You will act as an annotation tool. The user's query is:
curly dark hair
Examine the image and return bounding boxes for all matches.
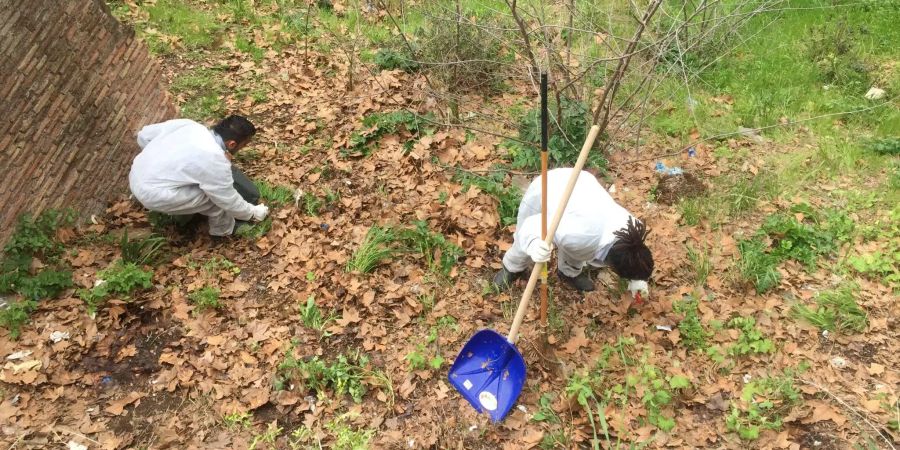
[213,115,256,146]
[607,216,654,281]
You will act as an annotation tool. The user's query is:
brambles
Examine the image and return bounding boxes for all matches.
[373,47,420,73]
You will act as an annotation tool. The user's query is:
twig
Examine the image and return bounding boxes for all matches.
[800,378,897,450]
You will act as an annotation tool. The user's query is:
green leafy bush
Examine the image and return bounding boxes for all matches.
[374,48,420,72]
[726,365,806,440]
[188,286,222,313]
[345,110,432,157]
[276,352,370,403]
[453,168,522,226]
[507,98,605,171]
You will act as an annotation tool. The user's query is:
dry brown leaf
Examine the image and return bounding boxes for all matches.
[561,327,589,354]
[105,391,146,415]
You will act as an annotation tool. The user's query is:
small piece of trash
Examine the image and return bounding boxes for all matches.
[822,330,829,339]
[742,374,752,384]
[830,356,848,369]
[408,439,415,448]
[864,87,885,100]
[50,331,70,343]
[655,325,673,332]
[468,425,478,432]
[6,350,33,361]
[67,441,88,450]
[608,184,616,194]
[517,405,528,413]
[94,278,107,288]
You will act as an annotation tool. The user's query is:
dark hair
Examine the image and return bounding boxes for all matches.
[213,115,256,144]
[607,216,654,280]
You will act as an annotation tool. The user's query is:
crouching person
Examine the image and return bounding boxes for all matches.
[129,115,268,236]
[493,168,654,303]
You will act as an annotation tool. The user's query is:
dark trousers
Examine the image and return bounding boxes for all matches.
[232,166,260,205]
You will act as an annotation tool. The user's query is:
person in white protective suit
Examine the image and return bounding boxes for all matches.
[493,168,654,302]
[129,115,269,236]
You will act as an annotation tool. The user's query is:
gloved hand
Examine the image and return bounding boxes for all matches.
[526,240,552,263]
[251,204,269,221]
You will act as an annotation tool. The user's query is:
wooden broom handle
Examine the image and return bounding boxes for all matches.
[507,125,600,343]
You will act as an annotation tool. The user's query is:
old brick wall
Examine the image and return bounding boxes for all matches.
[0,0,175,243]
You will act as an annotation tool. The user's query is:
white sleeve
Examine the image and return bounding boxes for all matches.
[514,214,543,250]
[136,119,195,149]
[190,160,257,221]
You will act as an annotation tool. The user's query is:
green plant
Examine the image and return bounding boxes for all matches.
[300,295,334,333]
[345,110,432,157]
[276,351,370,403]
[453,167,523,227]
[346,226,398,274]
[374,47,420,72]
[398,221,463,277]
[169,67,225,120]
[257,181,295,208]
[792,283,867,333]
[119,230,167,266]
[685,245,711,286]
[737,238,782,293]
[727,317,774,356]
[249,421,283,450]
[673,296,710,350]
[806,19,870,92]
[325,413,375,450]
[188,286,222,313]
[302,192,322,216]
[507,97,605,171]
[235,217,273,240]
[532,393,561,424]
[726,365,806,440]
[223,411,253,430]
[865,137,900,156]
[142,0,222,54]
[201,256,240,277]
[77,260,153,313]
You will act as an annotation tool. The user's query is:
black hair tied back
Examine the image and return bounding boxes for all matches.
[608,216,654,280]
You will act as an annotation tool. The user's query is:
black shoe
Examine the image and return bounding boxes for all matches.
[557,269,595,292]
[493,266,525,290]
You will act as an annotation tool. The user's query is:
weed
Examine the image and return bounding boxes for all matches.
[726,365,806,440]
[532,393,561,424]
[276,351,370,403]
[679,197,704,226]
[345,110,432,157]
[287,425,315,450]
[453,167,522,227]
[737,238,782,294]
[147,211,194,231]
[346,226,398,274]
[727,317,774,356]
[223,411,253,430]
[302,192,323,216]
[119,230,167,266]
[188,286,222,313]
[865,137,900,156]
[77,260,153,313]
[398,221,463,277]
[507,98,605,171]
[685,245,711,286]
[806,19,870,92]
[300,295,334,333]
[257,181,295,208]
[200,256,240,277]
[325,413,375,450]
[673,296,710,351]
[374,48,420,72]
[248,421,283,450]
[792,283,867,333]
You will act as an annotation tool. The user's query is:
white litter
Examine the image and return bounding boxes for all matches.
[742,374,752,384]
[517,405,528,413]
[864,87,886,100]
[408,439,415,448]
[67,441,88,450]
[829,357,848,369]
[468,425,478,432]
[655,325,673,332]
[6,350,33,361]
[608,184,616,194]
[94,278,107,288]
[822,330,829,339]
[50,331,70,343]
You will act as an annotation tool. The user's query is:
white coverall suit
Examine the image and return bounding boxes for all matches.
[502,168,633,277]
[129,119,256,236]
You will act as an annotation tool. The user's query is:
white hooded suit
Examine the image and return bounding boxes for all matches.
[129,119,257,236]
[503,168,634,277]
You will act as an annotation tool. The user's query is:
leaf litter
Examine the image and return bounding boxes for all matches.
[1,5,898,450]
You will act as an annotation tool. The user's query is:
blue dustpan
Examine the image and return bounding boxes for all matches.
[448,329,526,421]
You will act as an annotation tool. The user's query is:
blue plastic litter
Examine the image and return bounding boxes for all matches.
[320,223,330,231]
[101,376,113,385]
[687,147,696,157]
[655,162,683,176]
[448,329,526,422]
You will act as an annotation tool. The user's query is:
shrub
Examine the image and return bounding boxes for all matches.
[78,260,153,313]
[374,48,420,72]
[507,98,605,171]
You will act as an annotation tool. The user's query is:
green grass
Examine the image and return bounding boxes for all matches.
[397,221,464,277]
[77,260,153,314]
[453,167,522,227]
[345,226,398,274]
[119,230,167,266]
[143,0,223,54]
[674,295,710,351]
[300,295,335,333]
[792,283,867,333]
[727,316,774,356]
[345,110,432,157]
[188,286,222,313]
[726,364,807,440]
[685,245,711,286]
[169,67,226,121]
[257,181,295,208]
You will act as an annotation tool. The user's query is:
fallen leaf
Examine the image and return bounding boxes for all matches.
[105,391,146,415]
[561,327,589,354]
[867,363,885,376]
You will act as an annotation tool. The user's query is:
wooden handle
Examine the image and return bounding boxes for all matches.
[507,125,600,343]
[539,73,549,327]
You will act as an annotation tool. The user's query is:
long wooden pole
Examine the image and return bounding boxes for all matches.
[539,73,549,329]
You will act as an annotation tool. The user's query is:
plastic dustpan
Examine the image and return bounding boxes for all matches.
[448,329,526,421]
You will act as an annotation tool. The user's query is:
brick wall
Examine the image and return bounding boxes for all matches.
[0,0,175,243]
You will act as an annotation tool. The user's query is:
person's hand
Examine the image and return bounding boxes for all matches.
[251,204,269,221]
[526,240,552,263]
